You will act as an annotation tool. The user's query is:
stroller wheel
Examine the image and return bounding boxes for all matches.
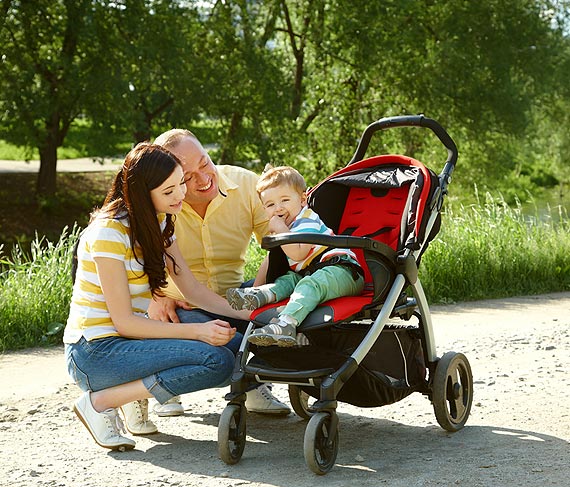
[304,412,339,475]
[432,352,473,432]
[218,404,247,464]
[288,385,314,420]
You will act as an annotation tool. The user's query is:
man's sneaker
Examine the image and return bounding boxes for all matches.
[73,391,136,451]
[245,384,291,415]
[226,287,273,311]
[120,399,158,435]
[153,396,184,417]
[247,320,297,347]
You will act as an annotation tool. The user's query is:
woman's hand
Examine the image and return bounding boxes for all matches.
[195,320,237,346]
[235,308,252,321]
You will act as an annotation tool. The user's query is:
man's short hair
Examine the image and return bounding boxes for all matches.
[154,128,197,150]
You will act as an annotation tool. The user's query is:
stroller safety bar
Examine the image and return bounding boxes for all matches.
[262,232,396,257]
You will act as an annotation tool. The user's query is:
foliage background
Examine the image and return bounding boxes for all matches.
[1,0,570,201]
[2,1,570,352]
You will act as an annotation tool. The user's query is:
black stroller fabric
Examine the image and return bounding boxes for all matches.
[252,325,425,407]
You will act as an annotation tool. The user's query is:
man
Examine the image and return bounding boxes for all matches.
[148,129,290,415]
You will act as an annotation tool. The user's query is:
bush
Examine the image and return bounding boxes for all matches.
[420,193,570,303]
[0,226,80,352]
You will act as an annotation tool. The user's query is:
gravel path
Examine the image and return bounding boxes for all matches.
[1,292,568,486]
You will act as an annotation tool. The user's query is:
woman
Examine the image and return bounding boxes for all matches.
[64,143,250,451]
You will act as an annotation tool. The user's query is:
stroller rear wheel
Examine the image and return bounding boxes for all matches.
[218,404,247,464]
[288,385,315,420]
[303,412,339,475]
[432,351,473,432]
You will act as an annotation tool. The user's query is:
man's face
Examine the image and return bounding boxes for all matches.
[169,137,219,208]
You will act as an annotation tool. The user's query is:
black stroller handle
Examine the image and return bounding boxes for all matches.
[262,233,420,287]
[348,115,458,188]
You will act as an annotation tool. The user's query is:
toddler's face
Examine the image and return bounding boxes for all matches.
[260,184,307,227]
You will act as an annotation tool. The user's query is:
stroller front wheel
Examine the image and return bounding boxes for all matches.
[303,411,339,475]
[432,351,473,432]
[288,385,315,420]
[218,404,247,464]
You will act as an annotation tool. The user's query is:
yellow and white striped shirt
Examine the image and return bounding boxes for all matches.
[63,214,168,343]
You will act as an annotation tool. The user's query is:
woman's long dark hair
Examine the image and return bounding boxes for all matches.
[94,143,181,296]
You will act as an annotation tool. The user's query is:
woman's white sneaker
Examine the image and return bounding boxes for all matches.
[73,391,135,451]
[153,396,185,417]
[120,399,158,435]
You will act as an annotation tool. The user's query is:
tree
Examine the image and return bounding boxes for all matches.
[0,0,104,195]
[189,0,289,165]
[82,0,206,145]
[260,0,570,185]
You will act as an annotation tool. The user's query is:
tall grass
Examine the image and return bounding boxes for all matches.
[0,226,79,352]
[1,195,568,351]
[421,193,570,303]
[244,237,267,282]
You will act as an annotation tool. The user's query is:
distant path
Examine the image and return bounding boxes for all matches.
[0,144,219,173]
[0,158,121,173]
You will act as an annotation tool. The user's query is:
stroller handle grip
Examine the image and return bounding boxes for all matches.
[348,115,458,177]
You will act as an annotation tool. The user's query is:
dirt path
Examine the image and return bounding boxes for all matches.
[1,293,569,486]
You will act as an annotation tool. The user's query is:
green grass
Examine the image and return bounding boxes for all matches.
[0,119,132,160]
[0,139,36,160]
[244,237,267,282]
[0,226,80,352]
[1,195,568,352]
[421,193,570,303]
[0,118,221,161]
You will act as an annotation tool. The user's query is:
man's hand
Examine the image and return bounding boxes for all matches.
[147,295,192,323]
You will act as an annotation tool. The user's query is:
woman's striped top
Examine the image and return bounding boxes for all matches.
[63,214,169,343]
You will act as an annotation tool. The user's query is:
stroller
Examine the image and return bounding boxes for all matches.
[217,115,473,475]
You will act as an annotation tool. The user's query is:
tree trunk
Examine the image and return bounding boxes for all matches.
[220,112,243,165]
[281,1,307,121]
[37,139,58,197]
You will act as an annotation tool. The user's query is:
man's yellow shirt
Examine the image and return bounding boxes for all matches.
[164,165,269,305]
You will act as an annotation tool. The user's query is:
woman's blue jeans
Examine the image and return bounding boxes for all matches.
[65,331,242,404]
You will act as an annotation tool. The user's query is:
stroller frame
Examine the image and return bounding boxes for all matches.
[218,115,473,475]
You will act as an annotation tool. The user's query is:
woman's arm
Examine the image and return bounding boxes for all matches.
[95,257,237,345]
[166,241,252,321]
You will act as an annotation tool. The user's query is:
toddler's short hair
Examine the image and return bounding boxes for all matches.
[256,165,306,197]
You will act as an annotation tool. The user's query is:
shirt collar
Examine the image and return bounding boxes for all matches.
[216,166,239,195]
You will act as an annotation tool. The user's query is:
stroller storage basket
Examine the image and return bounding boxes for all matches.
[251,323,425,408]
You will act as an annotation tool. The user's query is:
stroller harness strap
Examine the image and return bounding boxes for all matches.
[299,253,364,281]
